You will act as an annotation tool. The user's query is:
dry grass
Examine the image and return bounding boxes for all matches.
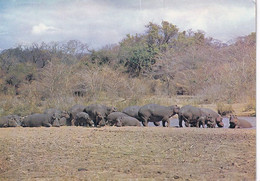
[0,127,255,180]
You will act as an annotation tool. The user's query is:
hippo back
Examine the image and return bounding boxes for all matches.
[107,112,129,126]
[22,113,54,127]
[122,106,141,120]
[138,104,175,122]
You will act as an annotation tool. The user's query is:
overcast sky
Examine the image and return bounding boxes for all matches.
[0,0,255,50]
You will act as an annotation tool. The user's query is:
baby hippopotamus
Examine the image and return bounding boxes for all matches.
[229,115,252,128]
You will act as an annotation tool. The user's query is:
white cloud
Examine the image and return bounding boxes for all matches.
[31,23,59,35]
[0,0,256,50]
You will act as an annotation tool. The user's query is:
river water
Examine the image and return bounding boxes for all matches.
[148,116,256,129]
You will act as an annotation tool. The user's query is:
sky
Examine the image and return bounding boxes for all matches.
[0,0,256,50]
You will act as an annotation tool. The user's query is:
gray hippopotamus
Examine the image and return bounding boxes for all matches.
[44,108,70,126]
[138,104,180,127]
[84,104,117,127]
[0,115,21,127]
[68,104,87,126]
[74,112,94,127]
[200,108,224,127]
[115,116,141,127]
[178,105,215,128]
[21,113,59,127]
[106,112,130,126]
[229,115,252,128]
[122,106,160,126]
[122,106,141,120]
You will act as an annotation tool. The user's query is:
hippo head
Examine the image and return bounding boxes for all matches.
[229,115,238,128]
[107,106,118,114]
[12,115,22,126]
[59,117,67,126]
[51,112,61,126]
[88,120,95,127]
[52,119,60,127]
[8,118,19,127]
[216,115,224,127]
[172,105,180,115]
[206,114,216,128]
[115,118,122,127]
[61,111,70,119]
[96,112,105,127]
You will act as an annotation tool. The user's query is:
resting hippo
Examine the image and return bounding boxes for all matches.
[200,108,224,127]
[107,112,129,126]
[44,108,70,126]
[68,104,86,126]
[0,115,21,127]
[21,113,59,127]
[84,104,117,127]
[178,105,215,128]
[115,116,141,127]
[229,115,252,128]
[138,104,180,127]
[74,112,94,127]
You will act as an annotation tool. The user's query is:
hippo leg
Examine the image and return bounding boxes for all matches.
[140,115,148,127]
[154,122,160,126]
[178,116,183,127]
[162,119,170,127]
[184,121,190,127]
[142,120,148,127]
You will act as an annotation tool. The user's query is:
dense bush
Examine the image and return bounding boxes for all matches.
[0,21,255,116]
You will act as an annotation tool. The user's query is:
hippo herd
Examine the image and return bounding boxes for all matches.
[0,103,252,129]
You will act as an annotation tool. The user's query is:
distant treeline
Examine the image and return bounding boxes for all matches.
[0,21,255,116]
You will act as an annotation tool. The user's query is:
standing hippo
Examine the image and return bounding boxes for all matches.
[21,113,59,127]
[107,112,129,126]
[178,105,215,128]
[229,115,252,128]
[115,116,141,127]
[200,108,224,127]
[74,112,94,127]
[68,104,86,126]
[84,104,117,127]
[138,104,180,127]
[123,106,160,126]
[0,115,21,127]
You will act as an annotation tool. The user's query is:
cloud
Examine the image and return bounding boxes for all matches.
[0,0,256,50]
[31,23,59,35]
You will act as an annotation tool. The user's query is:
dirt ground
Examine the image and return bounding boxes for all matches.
[0,126,256,180]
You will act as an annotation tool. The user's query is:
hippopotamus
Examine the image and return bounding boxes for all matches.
[21,113,59,127]
[122,106,161,126]
[178,105,215,128]
[74,112,94,127]
[84,104,117,127]
[0,115,21,127]
[122,106,141,120]
[200,108,224,127]
[106,112,129,126]
[44,108,70,126]
[229,115,252,128]
[115,116,141,127]
[68,104,87,126]
[138,104,180,127]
